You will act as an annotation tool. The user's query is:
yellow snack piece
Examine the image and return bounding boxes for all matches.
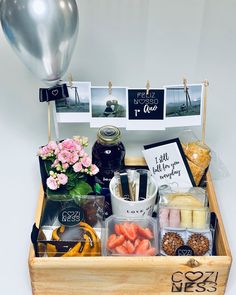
[193,209,207,229]
[167,194,204,208]
[181,209,192,228]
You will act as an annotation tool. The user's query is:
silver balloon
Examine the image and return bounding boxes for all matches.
[1,0,79,84]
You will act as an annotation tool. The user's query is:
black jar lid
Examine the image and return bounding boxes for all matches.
[97,125,121,145]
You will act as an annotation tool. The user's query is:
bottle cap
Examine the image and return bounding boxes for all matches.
[97,125,121,145]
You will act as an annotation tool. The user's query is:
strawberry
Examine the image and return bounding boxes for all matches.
[114,224,122,235]
[125,240,135,254]
[137,226,154,240]
[135,239,151,254]
[120,223,137,241]
[107,234,125,250]
[145,247,156,256]
[134,238,141,248]
[115,245,129,255]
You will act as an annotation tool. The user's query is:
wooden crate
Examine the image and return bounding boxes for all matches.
[29,158,232,295]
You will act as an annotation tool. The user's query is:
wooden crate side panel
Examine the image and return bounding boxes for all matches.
[206,174,231,257]
[30,256,231,295]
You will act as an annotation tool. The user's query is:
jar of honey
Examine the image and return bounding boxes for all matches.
[92,125,125,188]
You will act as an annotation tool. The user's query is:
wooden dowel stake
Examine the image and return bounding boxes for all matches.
[202,80,209,144]
[48,101,52,142]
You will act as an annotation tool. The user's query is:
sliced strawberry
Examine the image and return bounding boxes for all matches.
[114,224,122,235]
[107,234,116,250]
[128,223,138,241]
[125,240,135,254]
[135,239,151,254]
[120,223,137,241]
[115,245,129,255]
[137,226,154,240]
[122,240,128,248]
[107,234,125,250]
[134,238,141,248]
[145,247,156,256]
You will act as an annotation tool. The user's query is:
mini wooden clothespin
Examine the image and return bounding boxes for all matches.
[108,81,112,95]
[146,80,150,96]
[203,79,209,87]
[183,78,187,92]
[68,73,73,88]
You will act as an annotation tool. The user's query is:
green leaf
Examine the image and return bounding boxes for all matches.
[44,160,53,174]
[94,183,102,194]
[69,180,93,198]
[46,187,71,201]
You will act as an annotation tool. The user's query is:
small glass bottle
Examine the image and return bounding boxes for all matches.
[92,125,125,188]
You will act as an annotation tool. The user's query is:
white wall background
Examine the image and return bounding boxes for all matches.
[0,0,235,294]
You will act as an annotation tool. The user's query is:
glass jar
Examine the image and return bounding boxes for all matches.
[92,125,125,188]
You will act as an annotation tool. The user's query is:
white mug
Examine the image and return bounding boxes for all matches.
[109,173,158,217]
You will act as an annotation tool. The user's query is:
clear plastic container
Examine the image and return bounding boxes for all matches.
[103,215,159,256]
[159,187,208,208]
[37,195,105,257]
[159,206,210,230]
[160,228,213,256]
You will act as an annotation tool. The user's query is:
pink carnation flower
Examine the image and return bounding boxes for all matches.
[58,150,72,164]
[61,139,77,150]
[48,141,57,150]
[62,163,69,170]
[46,176,58,190]
[57,173,68,185]
[81,156,92,168]
[79,149,85,157]
[91,164,99,175]
[70,152,79,164]
[52,159,59,167]
[73,162,83,172]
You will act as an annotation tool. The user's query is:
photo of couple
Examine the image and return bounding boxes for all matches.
[103,99,125,117]
[91,87,126,118]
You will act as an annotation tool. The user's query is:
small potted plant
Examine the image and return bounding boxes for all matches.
[38,136,100,201]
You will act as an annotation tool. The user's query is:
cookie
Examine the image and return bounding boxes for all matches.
[187,233,209,256]
[162,232,184,256]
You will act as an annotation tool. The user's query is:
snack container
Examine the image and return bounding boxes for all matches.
[160,228,213,256]
[36,195,105,257]
[103,215,159,256]
[159,207,210,229]
[159,187,208,208]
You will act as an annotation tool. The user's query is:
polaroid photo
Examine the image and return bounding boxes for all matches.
[90,87,127,128]
[143,138,195,188]
[164,84,204,127]
[126,88,166,130]
[55,82,91,123]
